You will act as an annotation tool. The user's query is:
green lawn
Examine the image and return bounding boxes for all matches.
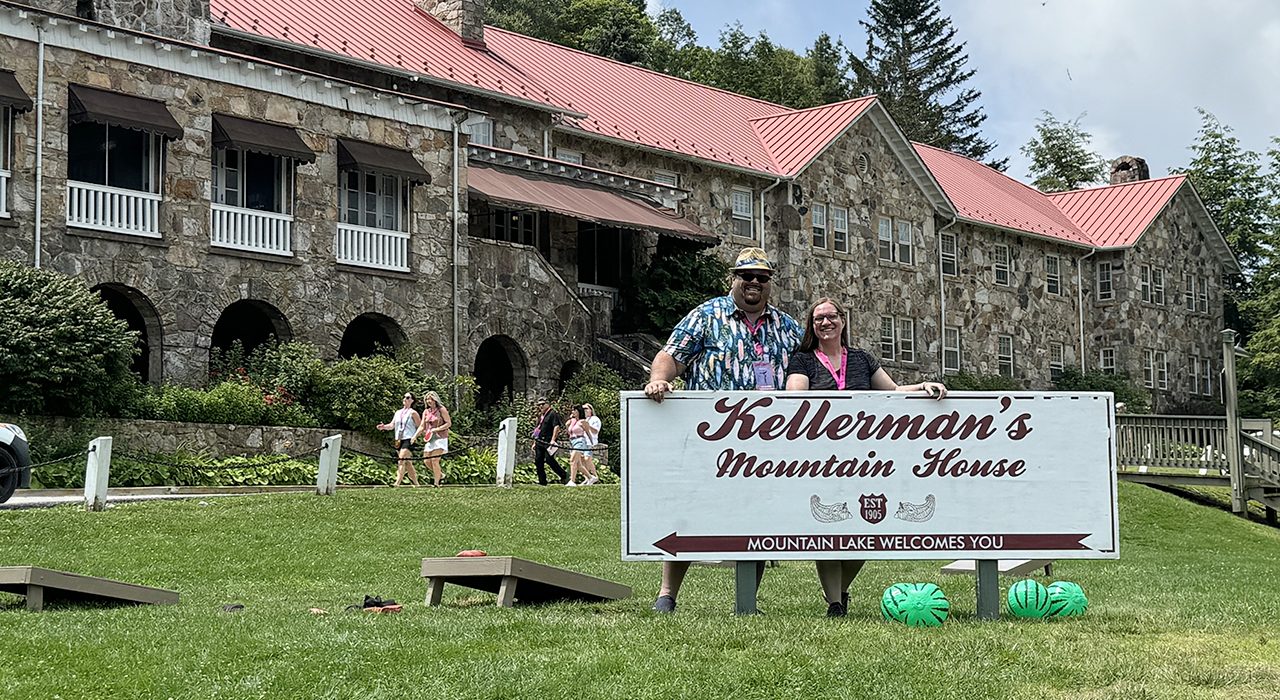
[2,482,1278,700]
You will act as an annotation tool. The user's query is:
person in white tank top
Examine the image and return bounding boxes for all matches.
[377,391,422,487]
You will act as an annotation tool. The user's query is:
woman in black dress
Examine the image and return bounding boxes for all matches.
[785,297,947,617]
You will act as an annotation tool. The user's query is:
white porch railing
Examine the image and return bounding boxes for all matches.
[66,181,162,237]
[335,222,410,272]
[0,169,11,217]
[210,203,293,257]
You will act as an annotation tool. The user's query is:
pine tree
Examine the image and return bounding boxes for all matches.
[1020,111,1107,193]
[851,0,1004,168]
[808,33,851,106]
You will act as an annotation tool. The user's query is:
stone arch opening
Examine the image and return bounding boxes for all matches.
[210,299,292,362]
[557,360,583,395]
[339,313,408,359]
[473,335,529,409]
[92,283,163,385]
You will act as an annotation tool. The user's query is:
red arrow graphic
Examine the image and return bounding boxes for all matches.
[653,532,1090,555]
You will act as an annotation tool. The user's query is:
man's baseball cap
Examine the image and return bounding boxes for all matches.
[733,247,774,272]
[535,396,549,405]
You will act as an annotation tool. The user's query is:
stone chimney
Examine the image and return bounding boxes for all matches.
[417,0,486,46]
[1110,155,1150,185]
[20,1,211,44]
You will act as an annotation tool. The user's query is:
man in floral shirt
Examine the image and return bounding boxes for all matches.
[643,247,803,613]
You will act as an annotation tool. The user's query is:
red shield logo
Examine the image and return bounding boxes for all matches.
[859,493,887,524]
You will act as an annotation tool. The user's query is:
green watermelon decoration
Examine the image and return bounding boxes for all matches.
[1006,579,1051,618]
[1046,581,1088,618]
[882,583,949,627]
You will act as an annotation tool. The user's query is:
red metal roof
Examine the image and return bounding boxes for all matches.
[484,27,788,173]
[211,0,569,111]
[749,97,877,176]
[913,143,1093,247]
[468,165,716,242]
[1047,176,1186,248]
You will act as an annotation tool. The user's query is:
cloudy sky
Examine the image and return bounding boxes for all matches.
[652,0,1280,183]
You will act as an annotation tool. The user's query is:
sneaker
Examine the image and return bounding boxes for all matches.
[652,595,677,613]
[586,476,599,485]
[566,481,578,487]
[826,601,847,618]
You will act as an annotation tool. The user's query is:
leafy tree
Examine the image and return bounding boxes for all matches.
[617,242,729,336]
[1020,111,1108,193]
[648,7,702,77]
[851,0,1005,168]
[0,259,141,416]
[561,0,655,64]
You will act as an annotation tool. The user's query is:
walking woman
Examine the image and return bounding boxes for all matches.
[419,391,452,488]
[581,402,602,484]
[377,391,422,487]
[565,405,594,486]
[784,297,947,617]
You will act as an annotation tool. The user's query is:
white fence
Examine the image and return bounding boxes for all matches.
[66,181,161,237]
[211,203,293,256]
[335,222,410,272]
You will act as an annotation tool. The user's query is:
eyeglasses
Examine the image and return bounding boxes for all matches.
[813,314,842,324]
[403,395,414,400]
[735,272,773,283]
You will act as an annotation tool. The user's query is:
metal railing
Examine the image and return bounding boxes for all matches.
[210,203,293,256]
[0,169,10,217]
[335,222,410,272]
[1116,415,1230,474]
[66,181,162,237]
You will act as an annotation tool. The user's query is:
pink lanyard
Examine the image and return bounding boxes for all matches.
[815,348,848,390]
[742,313,767,358]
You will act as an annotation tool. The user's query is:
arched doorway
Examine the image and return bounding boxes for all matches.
[473,335,529,409]
[92,283,163,384]
[558,360,583,395]
[339,313,407,359]
[210,299,291,363]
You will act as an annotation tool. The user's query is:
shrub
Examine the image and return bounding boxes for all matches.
[1051,368,1152,414]
[562,362,626,447]
[0,260,141,416]
[617,242,728,335]
[944,372,1022,391]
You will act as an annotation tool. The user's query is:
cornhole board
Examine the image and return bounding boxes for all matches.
[421,556,631,607]
[0,566,179,612]
[941,559,1054,577]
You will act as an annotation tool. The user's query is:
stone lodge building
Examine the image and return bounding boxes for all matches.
[0,0,1240,411]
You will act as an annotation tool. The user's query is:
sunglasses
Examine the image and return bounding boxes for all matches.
[403,395,414,400]
[735,272,773,283]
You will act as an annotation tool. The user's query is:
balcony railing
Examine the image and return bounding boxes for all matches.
[335,222,410,272]
[0,169,11,217]
[66,181,161,237]
[210,203,293,257]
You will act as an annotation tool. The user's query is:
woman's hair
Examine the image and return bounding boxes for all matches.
[583,403,595,415]
[423,390,445,410]
[403,391,415,402]
[570,405,583,419]
[797,297,849,352]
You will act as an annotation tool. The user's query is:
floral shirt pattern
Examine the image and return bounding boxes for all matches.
[662,295,803,390]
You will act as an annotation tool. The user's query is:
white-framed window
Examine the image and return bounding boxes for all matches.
[731,188,755,240]
[1099,347,1116,374]
[465,118,493,147]
[1184,273,1196,311]
[1197,277,1209,314]
[1139,265,1151,303]
[879,316,896,361]
[832,206,849,253]
[994,244,1010,286]
[811,202,827,249]
[213,147,294,214]
[877,216,893,261]
[1143,349,1155,388]
[1203,360,1213,397]
[340,171,407,231]
[1045,254,1061,295]
[652,170,680,210]
[943,326,960,375]
[997,335,1014,379]
[941,233,958,277]
[1191,355,1202,395]
[1151,267,1165,305]
[0,106,12,217]
[1050,342,1065,381]
[69,121,164,193]
[1156,350,1168,390]
[896,220,914,265]
[554,147,582,165]
[897,318,915,364]
[1097,261,1113,301]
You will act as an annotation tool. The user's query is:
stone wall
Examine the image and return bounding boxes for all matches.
[19,0,211,44]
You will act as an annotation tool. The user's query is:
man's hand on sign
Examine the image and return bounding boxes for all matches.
[644,378,673,403]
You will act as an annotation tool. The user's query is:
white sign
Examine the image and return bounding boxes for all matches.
[621,391,1118,561]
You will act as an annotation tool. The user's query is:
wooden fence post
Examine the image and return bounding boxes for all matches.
[317,435,341,496]
[84,436,112,512]
[1222,329,1246,515]
[495,417,517,487]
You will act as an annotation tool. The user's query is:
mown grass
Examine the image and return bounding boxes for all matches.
[1,482,1278,699]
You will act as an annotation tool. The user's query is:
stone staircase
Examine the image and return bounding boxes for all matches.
[594,333,664,385]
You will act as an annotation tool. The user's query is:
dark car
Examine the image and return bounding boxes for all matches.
[1,422,31,504]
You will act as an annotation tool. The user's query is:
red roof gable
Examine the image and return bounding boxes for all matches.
[1047,176,1186,248]
[913,143,1093,247]
[749,97,878,176]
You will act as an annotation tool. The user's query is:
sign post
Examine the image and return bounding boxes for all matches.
[622,391,1119,618]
